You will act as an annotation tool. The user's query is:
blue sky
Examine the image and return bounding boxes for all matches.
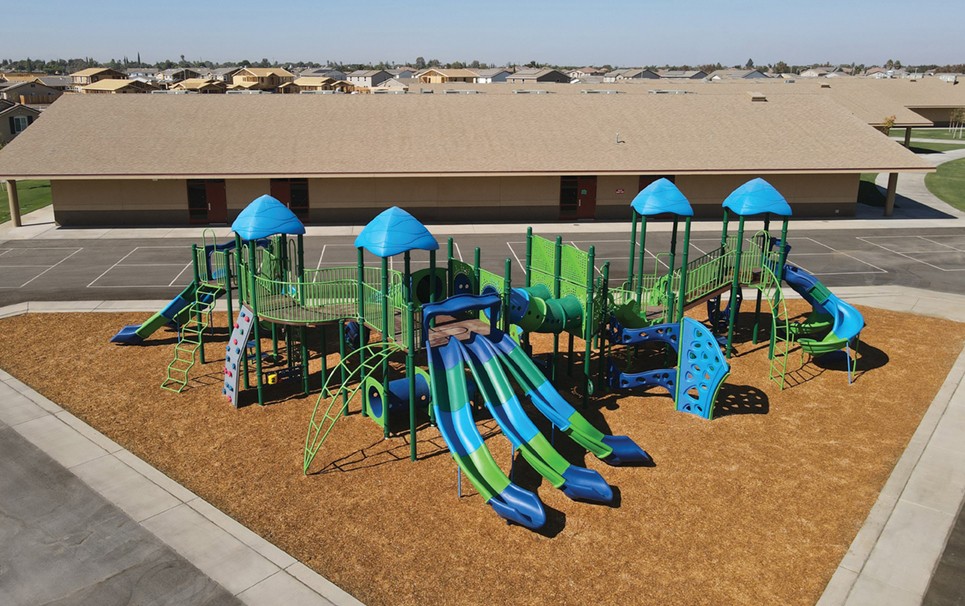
[3,0,963,67]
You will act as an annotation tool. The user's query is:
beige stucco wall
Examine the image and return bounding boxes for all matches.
[907,107,960,126]
[48,172,860,226]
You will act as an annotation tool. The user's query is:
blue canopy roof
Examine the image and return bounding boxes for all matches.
[354,206,439,257]
[630,178,693,217]
[721,178,793,217]
[231,195,306,240]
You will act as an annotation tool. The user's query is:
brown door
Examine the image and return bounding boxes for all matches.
[576,176,596,219]
[206,180,227,223]
[270,179,291,205]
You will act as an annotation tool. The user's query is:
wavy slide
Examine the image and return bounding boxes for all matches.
[782,263,864,355]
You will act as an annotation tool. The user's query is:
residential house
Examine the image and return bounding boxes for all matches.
[0,80,62,105]
[230,67,295,92]
[125,67,159,81]
[0,100,41,145]
[205,67,243,82]
[346,70,392,88]
[171,78,227,94]
[567,67,606,79]
[389,67,416,79]
[799,67,831,78]
[374,79,409,93]
[70,67,127,88]
[612,68,660,81]
[418,68,478,83]
[657,70,708,80]
[158,68,203,85]
[935,73,961,84]
[300,67,347,81]
[707,69,768,80]
[81,79,157,94]
[506,68,570,84]
[285,76,332,93]
[474,68,512,83]
[34,76,72,92]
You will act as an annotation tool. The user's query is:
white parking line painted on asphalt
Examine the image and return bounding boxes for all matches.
[315,245,326,270]
[20,248,83,288]
[858,237,965,272]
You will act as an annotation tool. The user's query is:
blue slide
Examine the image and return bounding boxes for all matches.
[782,263,865,355]
[110,281,216,344]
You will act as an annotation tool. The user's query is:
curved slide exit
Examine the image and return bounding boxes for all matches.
[781,263,864,355]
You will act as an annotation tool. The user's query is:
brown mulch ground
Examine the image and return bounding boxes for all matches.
[0,304,963,606]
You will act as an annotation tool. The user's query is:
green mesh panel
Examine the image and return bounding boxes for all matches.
[530,235,557,277]
[560,244,589,286]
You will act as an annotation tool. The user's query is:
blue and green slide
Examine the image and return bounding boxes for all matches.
[424,293,650,529]
[110,281,219,344]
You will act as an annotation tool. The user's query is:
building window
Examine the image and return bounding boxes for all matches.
[10,115,32,134]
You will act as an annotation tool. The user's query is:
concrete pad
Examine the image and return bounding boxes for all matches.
[816,566,858,606]
[141,504,278,595]
[72,454,182,522]
[56,410,124,453]
[845,575,923,606]
[900,445,965,515]
[930,404,965,455]
[94,299,172,312]
[0,382,49,426]
[860,500,954,596]
[238,571,335,606]
[114,449,199,503]
[285,563,364,606]
[187,497,297,569]
[13,414,107,469]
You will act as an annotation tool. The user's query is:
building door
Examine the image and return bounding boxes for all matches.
[206,180,227,223]
[187,179,227,224]
[270,178,309,220]
[560,176,596,219]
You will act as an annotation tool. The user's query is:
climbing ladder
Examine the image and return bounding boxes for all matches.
[757,266,793,390]
[161,283,223,393]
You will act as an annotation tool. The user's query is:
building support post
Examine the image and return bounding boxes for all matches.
[5,180,21,227]
[903,127,912,148]
[884,172,898,217]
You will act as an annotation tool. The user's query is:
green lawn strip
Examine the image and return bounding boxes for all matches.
[857,173,886,207]
[925,157,965,213]
[907,141,965,153]
[0,180,52,224]
[889,128,965,141]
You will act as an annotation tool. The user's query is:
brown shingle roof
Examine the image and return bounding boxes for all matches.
[0,93,931,179]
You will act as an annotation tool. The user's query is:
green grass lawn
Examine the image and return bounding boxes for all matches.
[907,141,965,153]
[858,173,886,207]
[889,128,965,141]
[925,157,965,212]
[0,180,52,224]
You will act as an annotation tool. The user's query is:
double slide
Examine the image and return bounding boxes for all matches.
[425,294,650,530]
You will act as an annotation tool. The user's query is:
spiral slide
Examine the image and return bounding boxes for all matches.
[782,263,864,355]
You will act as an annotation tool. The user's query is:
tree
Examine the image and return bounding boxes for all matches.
[894,59,902,69]
[773,60,789,74]
[745,58,754,69]
[885,59,894,69]
[415,56,426,69]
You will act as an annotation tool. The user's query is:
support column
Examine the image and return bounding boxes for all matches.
[5,180,21,227]
[884,172,898,217]
[903,127,912,147]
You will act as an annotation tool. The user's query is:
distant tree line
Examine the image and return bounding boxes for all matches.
[2,55,963,76]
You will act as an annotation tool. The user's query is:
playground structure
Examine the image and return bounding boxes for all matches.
[111,177,866,529]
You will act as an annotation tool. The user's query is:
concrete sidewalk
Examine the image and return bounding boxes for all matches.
[0,330,363,606]
[0,286,963,605]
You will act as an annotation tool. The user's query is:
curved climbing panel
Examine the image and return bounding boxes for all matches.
[674,318,730,419]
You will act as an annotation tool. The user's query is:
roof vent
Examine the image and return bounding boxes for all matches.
[444,89,481,94]
[648,89,693,95]
[513,89,552,94]
[820,83,831,89]
[748,91,767,102]
[581,89,623,94]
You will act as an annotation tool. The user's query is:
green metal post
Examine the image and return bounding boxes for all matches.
[677,218,692,323]
[752,216,770,344]
[635,216,648,303]
[597,261,610,392]
[234,234,244,303]
[627,211,638,291]
[665,218,679,323]
[381,256,390,438]
[190,245,207,364]
[473,247,481,296]
[271,323,279,360]
[248,243,264,406]
[224,250,234,344]
[552,236,562,384]
[447,237,454,297]
[525,227,533,287]
[407,301,416,461]
[582,245,596,407]
[725,217,746,358]
[778,219,790,280]
[357,247,367,417]
[300,325,309,395]
[319,325,328,394]
[338,319,348,415]
[502,259,512,334]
